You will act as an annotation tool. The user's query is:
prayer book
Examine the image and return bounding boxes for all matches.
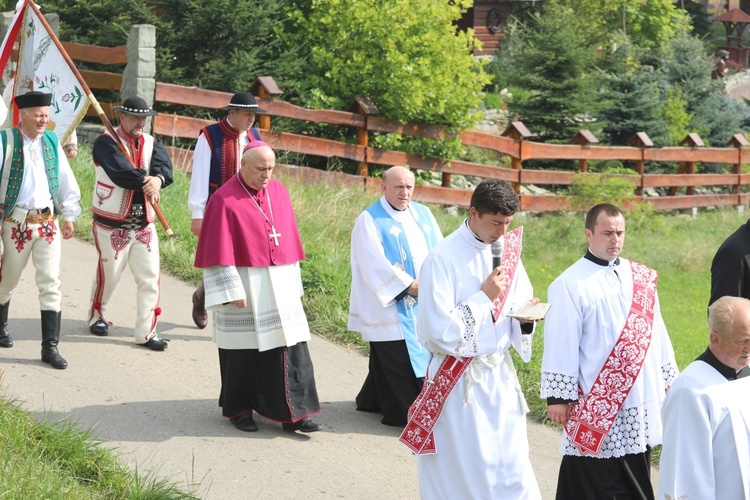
[506,302,551,321]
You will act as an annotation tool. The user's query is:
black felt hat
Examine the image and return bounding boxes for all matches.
[15,91,52,109]
[222,92,267,113]
[112,96,158,116]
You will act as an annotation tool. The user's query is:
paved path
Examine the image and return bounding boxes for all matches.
[0,236,569,498]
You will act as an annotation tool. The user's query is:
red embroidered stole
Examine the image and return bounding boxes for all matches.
[564,261,658,457]
[399,227,524,455]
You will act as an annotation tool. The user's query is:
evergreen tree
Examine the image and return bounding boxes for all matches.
[501,3,602,144]
[156,0,303,98]
[598,56,668,147]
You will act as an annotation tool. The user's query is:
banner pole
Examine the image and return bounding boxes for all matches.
[27,0,174,238]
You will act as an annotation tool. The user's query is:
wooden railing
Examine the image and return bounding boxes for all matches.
[61,37,750,212]
[152,78,750,211]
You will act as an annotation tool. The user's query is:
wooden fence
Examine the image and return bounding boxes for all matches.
[69,41,750,212]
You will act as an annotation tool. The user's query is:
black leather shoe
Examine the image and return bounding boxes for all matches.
[0,334,13,348]
[230,413,258,432]
[89,318,108,336]
[282,419,321,433]
[140,335,168,351]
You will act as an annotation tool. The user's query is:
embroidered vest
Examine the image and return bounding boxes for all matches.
[0,128,61,218]
[365,200,440,378]
[202,119,261,199]
[92,128,155,222]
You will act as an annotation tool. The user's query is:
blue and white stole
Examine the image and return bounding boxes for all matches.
[365,200,439,377]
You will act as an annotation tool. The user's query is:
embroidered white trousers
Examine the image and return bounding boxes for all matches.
[0,218,62,310]
[88,221,161,343]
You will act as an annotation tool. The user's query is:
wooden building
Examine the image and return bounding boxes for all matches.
[457,1,543,56]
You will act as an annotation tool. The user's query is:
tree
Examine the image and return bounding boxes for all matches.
[286,0,489,128]
[597,45,668,146]
[155,0,303,95]
[500,3,602,144]
[550,0,690,50]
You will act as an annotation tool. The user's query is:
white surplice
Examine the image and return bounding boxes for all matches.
[348,196,442,341]
[541,256,678,458]
[416,221,541,500]
[203,263,310,352]
[658,363,750,500]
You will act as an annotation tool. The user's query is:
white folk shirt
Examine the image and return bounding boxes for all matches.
[659,363,750,500]
[541,255,678,458]
[415,220,541,500]
[17,131,81,221]
[347,196,443,342]
[187,130,250,219]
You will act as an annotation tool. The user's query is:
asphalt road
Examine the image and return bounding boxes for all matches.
[0,235,572,499]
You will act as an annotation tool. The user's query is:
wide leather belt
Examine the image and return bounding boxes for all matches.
[93,213,148,230]
[3,208,55,224]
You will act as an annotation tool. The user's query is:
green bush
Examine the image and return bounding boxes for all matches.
[568,169,636,211]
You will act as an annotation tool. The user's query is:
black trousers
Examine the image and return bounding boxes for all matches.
[355,340,423,426]
[556,449,654,500]
[218,343,320,423]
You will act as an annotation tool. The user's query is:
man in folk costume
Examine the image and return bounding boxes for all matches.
[349,165,443,427]
[86,96,173,351]
[541,203,678,500]
[400,179,541,499]
[188,92,265,330]
[194,140,321,433]
[659,295,750,500]
[0,91,81,369]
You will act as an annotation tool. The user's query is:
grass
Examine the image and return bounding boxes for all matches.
[0,376,199,498]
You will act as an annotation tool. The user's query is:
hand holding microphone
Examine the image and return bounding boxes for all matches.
[482,237,507,301]
[491,238,504,270]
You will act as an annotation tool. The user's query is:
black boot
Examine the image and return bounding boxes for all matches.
[41,310,67,369]
[0,301,12,348]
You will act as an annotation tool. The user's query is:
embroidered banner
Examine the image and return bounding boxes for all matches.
[13,0,89,144]
[400,227,524,455]
[564,261,658,457]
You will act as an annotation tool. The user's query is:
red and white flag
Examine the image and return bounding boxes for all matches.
[0,0,88,143]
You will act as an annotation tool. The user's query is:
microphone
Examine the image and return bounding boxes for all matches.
[491,238,504,270]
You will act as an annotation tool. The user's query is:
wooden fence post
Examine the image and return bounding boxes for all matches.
[727,133,749,196]
[501,121,532,193]
[249,77,283,131]
[669,133,704,196]
[350,97,379,177]
[627,132,653,196]
[571,129,599,172]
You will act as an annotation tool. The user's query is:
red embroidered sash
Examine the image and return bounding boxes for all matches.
[400,227,523,455]
[564,261,658,457]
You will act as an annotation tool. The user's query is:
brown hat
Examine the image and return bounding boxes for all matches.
[112,96,158,116]
[15,91,52,109]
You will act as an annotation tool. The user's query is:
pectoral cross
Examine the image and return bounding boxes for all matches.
[269,227,281,246]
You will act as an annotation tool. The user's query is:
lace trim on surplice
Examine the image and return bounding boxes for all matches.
[455,303,478,357]
[561,403,660,458]
[540,371,578,400]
